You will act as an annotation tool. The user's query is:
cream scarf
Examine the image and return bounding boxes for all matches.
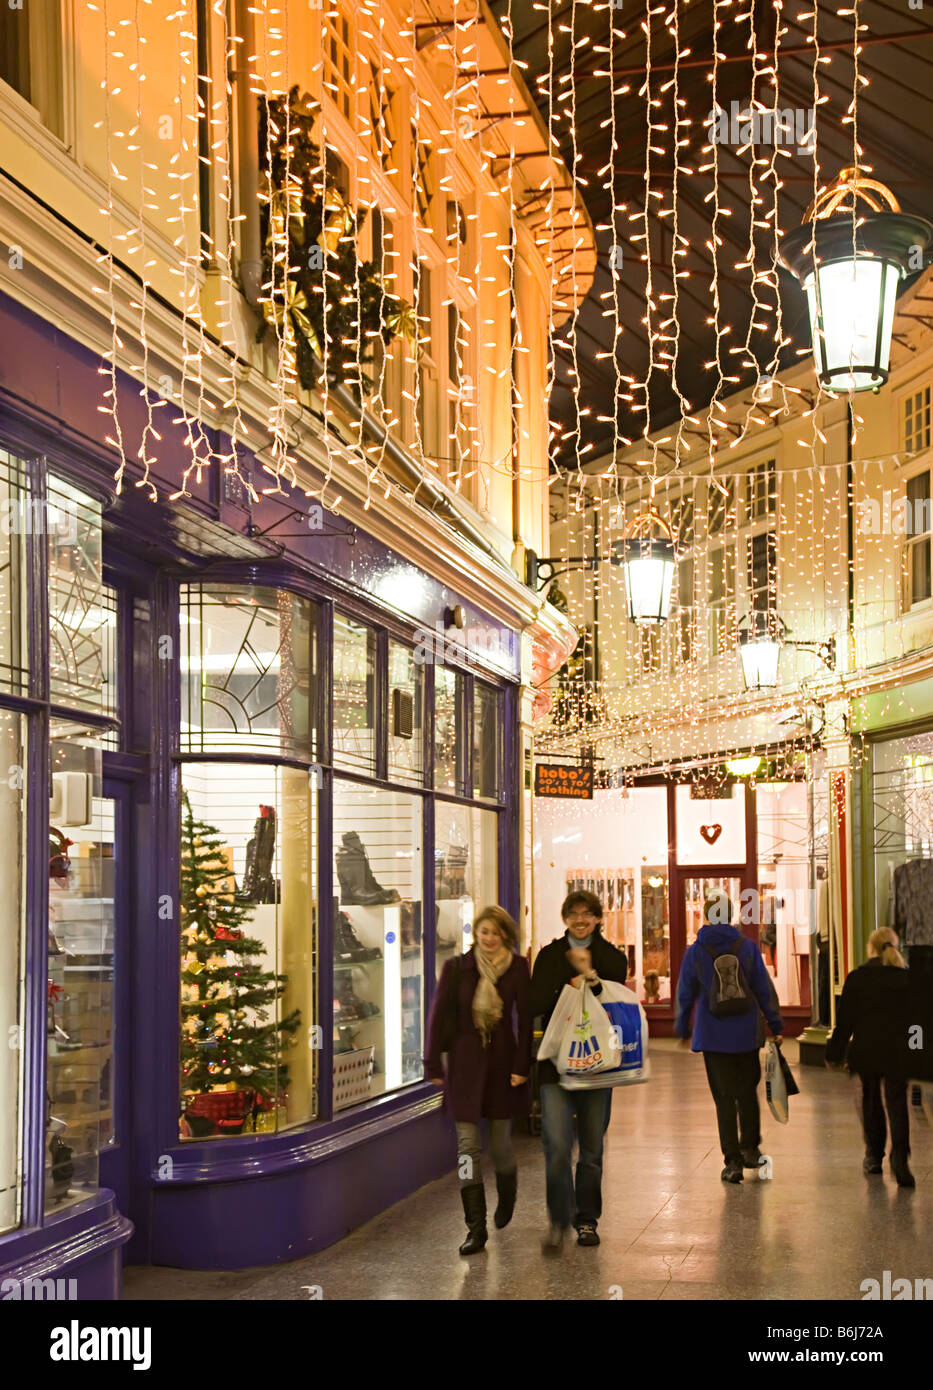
[472,945,512,1046]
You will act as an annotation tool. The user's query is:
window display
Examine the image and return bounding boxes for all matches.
[48,477,106,715]
[756,781,811,1007]
[472,683,499,800]
[0,710,25,1235]
[179,764,316,1138]
[333,782,424,1105]
[388,640,423,786]
[181,585,317,759]
[333,612,376,775]
[0,450,28,695]
[434,801,498,976]
[47,726,105,1213]
[434,666,459,793]
[641,867,670,1003]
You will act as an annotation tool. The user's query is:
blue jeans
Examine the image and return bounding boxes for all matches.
[540,1084,613,1230]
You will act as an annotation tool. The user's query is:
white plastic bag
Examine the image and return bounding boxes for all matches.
[560,980,650,1090]
[765,1038,788,1123]
[537,982,621,1078]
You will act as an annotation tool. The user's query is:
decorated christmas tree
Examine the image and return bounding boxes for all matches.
[179,795,300,1120]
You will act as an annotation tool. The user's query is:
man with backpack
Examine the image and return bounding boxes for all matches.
[674,891,784,1183]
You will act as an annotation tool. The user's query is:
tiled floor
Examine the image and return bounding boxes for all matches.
[122,1040,932,1301]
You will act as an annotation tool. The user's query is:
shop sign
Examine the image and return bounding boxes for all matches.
[534,764,594,799]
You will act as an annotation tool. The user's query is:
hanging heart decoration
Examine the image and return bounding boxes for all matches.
[700,824,723,845]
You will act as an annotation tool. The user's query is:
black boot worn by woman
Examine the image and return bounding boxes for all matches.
[891,1148,916,1188]
[459,1183,487,1255]
[493,1170,517,1229]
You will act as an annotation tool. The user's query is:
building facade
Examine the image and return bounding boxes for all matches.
[0,0,585,1293]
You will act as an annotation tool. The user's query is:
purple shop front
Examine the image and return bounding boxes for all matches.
[0,289,525,1289]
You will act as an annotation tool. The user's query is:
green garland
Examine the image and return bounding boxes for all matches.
[257,87,414,397]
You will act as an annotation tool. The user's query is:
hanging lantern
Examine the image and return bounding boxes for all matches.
[780,168,933,393]
[621,507,676,625]
[738,612,784,691]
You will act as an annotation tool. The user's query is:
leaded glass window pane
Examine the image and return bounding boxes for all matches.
[181,585,317,759]
[49,477,104,713]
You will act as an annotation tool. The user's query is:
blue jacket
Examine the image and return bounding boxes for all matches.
[675,923,783,1053]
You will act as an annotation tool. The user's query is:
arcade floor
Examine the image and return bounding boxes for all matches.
[123,1040,933,1301]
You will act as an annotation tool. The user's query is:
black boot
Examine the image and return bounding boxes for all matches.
[458,1183,487,1255]
[337,831,400,906]
[863,1149,883,1176]
[891,1148,916,1188]
[494,1170,517,1229]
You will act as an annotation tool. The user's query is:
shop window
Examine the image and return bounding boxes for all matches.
[49,477,106,715]
[412,128,434,227]
[333,612,377,775]
[473,683,499,800]
[323,7,353,121]
[388,640,424,786]
[756,781,811,1009]
[179,763,316,1138]
[746,459,777,522]
[434,666,460,793]
[100,584,119,750]
[903,385,931,457]
[904,471,932,609]
[0,710,26,1234]
[368,61,396,172]
[47,725,104,1213]
[640,867,670,1003]
[676,783,747,865]
[748,529,778,614]
[0,450,29,696]
[0,0,64,138]
[435,801,498,978]
[333,782,423,1102]
[181,585,317,759]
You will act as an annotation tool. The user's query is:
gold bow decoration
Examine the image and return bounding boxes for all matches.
[384,297,418,344]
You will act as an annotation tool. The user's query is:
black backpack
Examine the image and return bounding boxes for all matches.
[703,939,754,1017]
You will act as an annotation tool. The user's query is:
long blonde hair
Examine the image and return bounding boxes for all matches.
[868,926,906,969]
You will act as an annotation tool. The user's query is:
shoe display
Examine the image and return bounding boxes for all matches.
[336,831,400,906]
[237,806,277,904]
[334,975,380,1022]
[334,909,382,962]
[576,1222,600,1246]
[333,1023,360,1055]
[721,1162,744,1183]
[436,841,469,900]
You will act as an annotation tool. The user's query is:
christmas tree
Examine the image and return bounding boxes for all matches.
[179,795,300,1117]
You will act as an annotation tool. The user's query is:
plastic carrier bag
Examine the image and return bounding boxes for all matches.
[560,980,650,1090]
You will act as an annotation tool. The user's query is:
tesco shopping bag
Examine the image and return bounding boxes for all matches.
[537,983,621,1078]
[765,1038,799,1123]
[560,980,650,1091]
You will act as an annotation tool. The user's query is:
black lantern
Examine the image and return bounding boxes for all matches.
[780,168,933,393]
[737,612,836,692]
[621,508,676,625]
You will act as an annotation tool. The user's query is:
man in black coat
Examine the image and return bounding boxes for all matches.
[530,890,629,1251]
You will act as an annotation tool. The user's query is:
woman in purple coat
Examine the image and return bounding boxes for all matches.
[425,906,532,1256]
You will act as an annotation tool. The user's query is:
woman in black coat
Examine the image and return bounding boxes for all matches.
[826,926,914,1186]
[425,906,531,1256]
